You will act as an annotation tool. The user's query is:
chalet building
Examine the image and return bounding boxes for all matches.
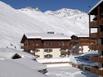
[21,32,71,58]
[88,0,103,76]
[21,32,96,59]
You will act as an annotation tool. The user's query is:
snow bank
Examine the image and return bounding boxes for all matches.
[13,58,47,70]
[0,60,47,77]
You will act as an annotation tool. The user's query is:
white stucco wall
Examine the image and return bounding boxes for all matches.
[35,48,61,59]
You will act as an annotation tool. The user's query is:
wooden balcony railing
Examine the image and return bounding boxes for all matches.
[89,45,103,51]
[100,18,103,25]
[90,33,98,38]
[90,67,103,76]
[90,56,103,63]
[90,18,103,28]
[90,21,98,28]
[89,45,98,50]
[90,32,103,38]
[98,32,103,38]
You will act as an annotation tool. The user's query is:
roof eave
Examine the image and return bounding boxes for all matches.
[88,0,103,14]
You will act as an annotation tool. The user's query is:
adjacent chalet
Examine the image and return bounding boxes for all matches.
[89,0,103,76]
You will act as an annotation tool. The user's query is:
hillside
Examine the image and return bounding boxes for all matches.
[0,1,89,49]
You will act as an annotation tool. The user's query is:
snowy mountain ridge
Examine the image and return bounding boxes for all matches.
[0,1,89,49]
[45,8,84,17]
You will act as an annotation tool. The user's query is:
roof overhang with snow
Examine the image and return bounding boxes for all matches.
[21,33,70,43]
[88,0,103,15]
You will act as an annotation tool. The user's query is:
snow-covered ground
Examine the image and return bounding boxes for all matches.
[0,60,47,77]
[46,66,98,77]
[37,50,98,67]
[0,48,99,77]
[0,48,47,74]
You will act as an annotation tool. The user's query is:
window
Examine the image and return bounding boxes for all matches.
[35,55,40,58]
[102,51,103,55]
[90,28,97,33]
[60,48,67,57]
[44,49,52,53]
[100,26,103,32]
[60,48,66,51]
[44,54,53,58]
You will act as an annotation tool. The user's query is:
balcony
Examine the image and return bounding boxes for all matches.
[90,67,103,76]
[89,45,98,50]
[90,45,103,51]
[90,32,103,38]
[100,18,103,25]
[90,56,103,63]
[90,33,98,38]
[90,18,103,28]
[90,21,98,28]
[98,32,103,38]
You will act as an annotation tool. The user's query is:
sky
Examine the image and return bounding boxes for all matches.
[0,0,99,12]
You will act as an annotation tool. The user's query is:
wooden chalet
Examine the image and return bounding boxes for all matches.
[21,32,71,58]
[21,32,96,58]
[88,0,103,76]
[21,32,70,50]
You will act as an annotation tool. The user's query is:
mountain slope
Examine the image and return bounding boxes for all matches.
[0,1,89,49]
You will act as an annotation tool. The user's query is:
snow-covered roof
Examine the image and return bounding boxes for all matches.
[75,34,89,37]
[0,60,47,77]
[24,33,70,40]
[88,0,103,14]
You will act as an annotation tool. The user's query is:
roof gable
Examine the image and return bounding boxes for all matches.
[23,33,70,40]
[21,35,27,43]
[88,0,103,14]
